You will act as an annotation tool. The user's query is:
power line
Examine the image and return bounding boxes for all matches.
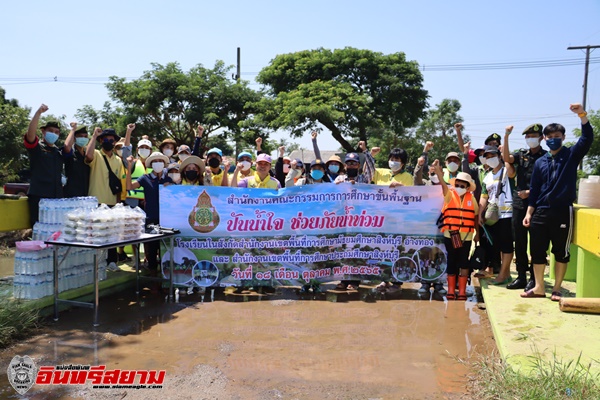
[422,57,600,71]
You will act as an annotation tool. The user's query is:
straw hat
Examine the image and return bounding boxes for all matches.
[144,152,169,168]
[449,172,476,192]
[179,155,205,174]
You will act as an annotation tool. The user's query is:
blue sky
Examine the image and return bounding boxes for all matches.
[2,0,600,153]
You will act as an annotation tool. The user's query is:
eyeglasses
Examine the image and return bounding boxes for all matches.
[103,139,115,144]
[455,184,468,189]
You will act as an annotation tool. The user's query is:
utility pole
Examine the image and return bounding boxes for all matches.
[232,47,241,83]
[567,45,599,171]
[567,45,600,109]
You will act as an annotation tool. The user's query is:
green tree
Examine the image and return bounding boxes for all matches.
[0,88,30,183]
[254,47,429,151]
[369,99,468,168]
[105,61,262,149]
[573,109,600,175]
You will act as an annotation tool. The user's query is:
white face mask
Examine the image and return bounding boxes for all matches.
[388,160,402,172]
[138,148,151,159]
[479,156,486,166]
[447,162,459,173]
[486,156,500,169]
[430,174,440,184]
[115,149,123,157]
[240,161,252,171]
[526,137,541,149]
[455,187,467,196]
[163,148,174,157]
[178,154,190,162]
[152,162,164,174]
[168,173,180,182]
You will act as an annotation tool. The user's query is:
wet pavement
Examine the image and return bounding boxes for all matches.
[0,284,496,399]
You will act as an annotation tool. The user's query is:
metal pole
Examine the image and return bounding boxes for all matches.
[93,250,99,327]
[53,246,59,321]
[236,47,241,84]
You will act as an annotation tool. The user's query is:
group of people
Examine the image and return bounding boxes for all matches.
[25,103,593,300]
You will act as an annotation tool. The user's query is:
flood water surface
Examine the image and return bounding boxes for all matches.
[0,285,495,399]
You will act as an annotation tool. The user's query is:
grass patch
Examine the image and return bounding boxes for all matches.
[464,349,600,399]
[0,288,42,348]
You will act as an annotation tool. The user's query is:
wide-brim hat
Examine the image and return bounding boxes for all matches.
[445,151,460,161]
[449,172,476,192]
[97,128,121,141]
[159,138,177,151]
[144,152,170,168]
[179,155,205,175]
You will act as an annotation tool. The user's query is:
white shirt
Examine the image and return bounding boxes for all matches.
[483,168,513,219]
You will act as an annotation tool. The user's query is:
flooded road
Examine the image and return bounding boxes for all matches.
[0,284,495,399]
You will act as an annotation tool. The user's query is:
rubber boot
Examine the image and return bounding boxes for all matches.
[446,275,456,300]
[457,275,469,300]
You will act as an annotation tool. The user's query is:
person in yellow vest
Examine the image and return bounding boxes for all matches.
[205,147,231,187]
[180,155,208,185]
[432,160,479,300]
[232,153,281,189]
[126,137,153,207]
[442,152,461,183]
[230,151,254,182]
[371,147,425,187]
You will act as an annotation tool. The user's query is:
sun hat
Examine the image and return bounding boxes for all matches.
[144,152,169,168]
[449,172,476,192]
[179,155,205,174]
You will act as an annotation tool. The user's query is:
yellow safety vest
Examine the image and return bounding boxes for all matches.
[127,160,150,199]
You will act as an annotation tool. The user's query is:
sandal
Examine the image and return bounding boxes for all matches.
[474,271,493,279]
[520,289,546,298]
[551,291,563,302]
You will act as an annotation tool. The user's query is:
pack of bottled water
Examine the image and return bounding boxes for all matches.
[33,197,98,241]
[13,247,106,300]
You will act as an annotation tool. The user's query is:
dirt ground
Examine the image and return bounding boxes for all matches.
[0,284,496,399]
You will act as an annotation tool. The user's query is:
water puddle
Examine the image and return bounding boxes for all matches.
[0,284,494,399]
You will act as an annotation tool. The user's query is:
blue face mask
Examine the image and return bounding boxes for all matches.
[310,170,324,181]
[44,132,59,145]
[546,137,563,151]
[75,137,89,147]
[328,164,340,174]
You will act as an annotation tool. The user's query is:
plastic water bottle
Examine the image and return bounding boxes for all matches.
[175,288,180,303]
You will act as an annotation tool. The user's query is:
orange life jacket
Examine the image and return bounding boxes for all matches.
[440,190,476,233]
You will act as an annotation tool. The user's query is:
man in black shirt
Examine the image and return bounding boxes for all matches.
[502,123,547,290]
[62,123,91,197]
[23,104,64,226]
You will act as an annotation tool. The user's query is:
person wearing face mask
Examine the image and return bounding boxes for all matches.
[180,155,208,186]
[233,154,281,189]
[311,130,345,181]
[274,145,292,187]
[126,152,173,274]
[298,159,330,185]
[284,159,309,187]
[231,151,254,183]
[205,148,230,186]
[522,104,593,300]
[432,160,479,300]
[126,137,153,206]
[442,152,461,184]
[334,141,375,185]
[24,104,64,226]
[501,124,547,291]
[159,138,178,163]
[85,127,125,269]
[372,147,423,187]
[176,145,192,163]
[62,123,91,198]
[166,163,181,184]
[479,145,515,285]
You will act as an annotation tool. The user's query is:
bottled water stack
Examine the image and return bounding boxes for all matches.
[33,197,98,241]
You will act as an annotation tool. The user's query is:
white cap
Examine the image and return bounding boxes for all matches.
[138,139,152,148]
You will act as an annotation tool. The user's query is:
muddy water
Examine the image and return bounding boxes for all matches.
[0,253,14,278]
[0,285,495,399]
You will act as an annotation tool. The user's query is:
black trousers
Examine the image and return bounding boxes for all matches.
[512,207,531,277]
[27,195,41,227]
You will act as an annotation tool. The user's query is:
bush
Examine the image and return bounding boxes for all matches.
[0,289,41,348]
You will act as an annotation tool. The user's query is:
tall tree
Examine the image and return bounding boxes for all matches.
[105,61,262,148]
[0,88,30,183]
[573,109,600,175]
[254,47,429,151]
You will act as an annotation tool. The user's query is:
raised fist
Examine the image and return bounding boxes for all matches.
[424,141,434,152]
[464,141,471,152]
[570,103,584,114]
[505,125,514,135]
[255,137,262,146]
[127,123,136,131]
[290,159,298,169]
[93,127,102,136]
[196,125,204,137]
[311,130,318,139]
[370,147,381,157]
[38,104,49,113]
[454,123,463,131]
[70,122,77,129]
[358,141,366,152]
[417,156,425,166]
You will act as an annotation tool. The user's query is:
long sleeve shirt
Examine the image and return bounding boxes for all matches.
[529,122,593,210]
